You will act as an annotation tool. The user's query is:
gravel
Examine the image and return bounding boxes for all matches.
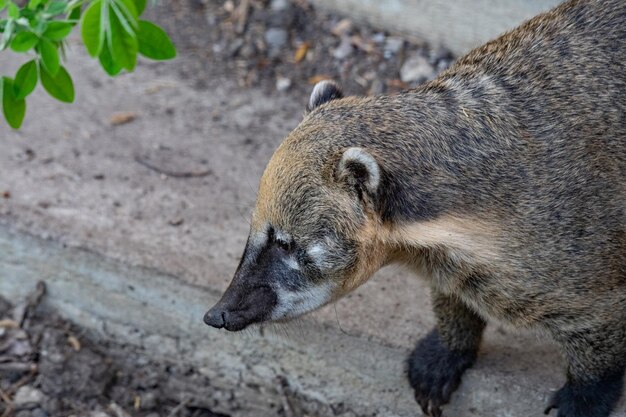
[400,54,437,83]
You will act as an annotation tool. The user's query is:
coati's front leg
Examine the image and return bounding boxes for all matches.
[545,324,625,417]
[408,290,486,417]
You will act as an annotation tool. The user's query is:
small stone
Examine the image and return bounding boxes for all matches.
[265,28,288,55]
[400,54,436,84]
[14,386,45,408]
[369,79,384,95]
[140,391,158,410]
[333,36,353,60]
[227,38,244,57]
[89,411,111,417]
[275,76,292,92]
[31,408,49,417]
[384,37,404,58]
[437,59,453,73]
[270,0,289,11]
[371,32,386,44]
[429,45,453,64]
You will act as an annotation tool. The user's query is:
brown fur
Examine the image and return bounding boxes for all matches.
[235,0,625,414]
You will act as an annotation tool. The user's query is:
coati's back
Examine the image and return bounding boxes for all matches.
[435,0,625,288]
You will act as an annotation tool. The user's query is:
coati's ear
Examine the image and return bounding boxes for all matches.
[337,147,380,197]
[307,80,343,112]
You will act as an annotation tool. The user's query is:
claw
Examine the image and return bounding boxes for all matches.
[417,396,429,415]
[544,392,559,415]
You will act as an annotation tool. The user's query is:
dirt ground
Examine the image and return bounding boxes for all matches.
[1,1,454,416]
[0,283,232,417]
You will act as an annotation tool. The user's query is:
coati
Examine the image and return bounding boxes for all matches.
[204,0,626,415]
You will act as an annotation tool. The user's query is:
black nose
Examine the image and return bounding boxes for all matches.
[203,307,226,328]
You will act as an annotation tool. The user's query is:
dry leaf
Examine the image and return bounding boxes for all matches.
[294,42,310,63]
[350,35,375,54]
[387,79,408,90]
[110,111,138,126]
[331,18,352,37]
[0,319,19,328]
[67,335,81,352]
[308,74,333,84]
[134,395,141,410]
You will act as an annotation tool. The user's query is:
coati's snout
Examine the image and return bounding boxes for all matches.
[203,281,276,331]
[205,80,389,331]
[204,224,341,331]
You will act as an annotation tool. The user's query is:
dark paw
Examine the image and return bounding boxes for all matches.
[544,371,624,417]
[407,329,477,417]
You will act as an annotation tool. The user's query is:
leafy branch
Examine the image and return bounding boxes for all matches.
[0,0,176,128]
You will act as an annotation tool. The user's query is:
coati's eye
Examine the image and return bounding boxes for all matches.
[267,225,293,253]
[275,237,292,252]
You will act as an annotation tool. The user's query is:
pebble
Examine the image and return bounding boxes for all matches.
[429,45,453,64]
[400,54,436,83]
[31,408,49,417]
[265,28,288,56]
[270,0,290,11]
[371,32,386,44]
[14,386,45,408]
[89,411,111,417]
[384,37,404,58]
[369,79,384,95]
[140,391,158,409]
[333,36,353,60]
[275,76,292,92]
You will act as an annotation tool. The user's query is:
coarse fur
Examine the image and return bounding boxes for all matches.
[205,0,626,415]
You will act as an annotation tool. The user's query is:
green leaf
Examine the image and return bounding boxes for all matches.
[115,0,138,21]
[67,4,81,22]
[40,63,74,103]
[2,77,26,129]
[46,1,67,15]
[110,0,136,35]
[0,19,15,50]
[39,38,60,75]
[137,20,176,60]
[108,6,137,71]
[81,0,103,57]
[14,60,38,99]
[7,2,19,19]
[132,0,146,16]
[43,21,73,40]
[0,0,7,12]
[10,31,39,52]
[98,41,122,75]
[28,0,43,9]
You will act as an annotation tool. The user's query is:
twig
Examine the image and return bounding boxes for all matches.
[0,363,36,373]
[0,406,13,417]
[0,388,12,405]
[276,376,295,417]
[134,156,212,178]
[233,0,250,34]
[166,395,190,417]
[5,370,37,396]
[15,281,46,327]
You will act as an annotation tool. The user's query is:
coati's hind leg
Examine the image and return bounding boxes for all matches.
[407,290,486,417]
[545,322,626,417]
